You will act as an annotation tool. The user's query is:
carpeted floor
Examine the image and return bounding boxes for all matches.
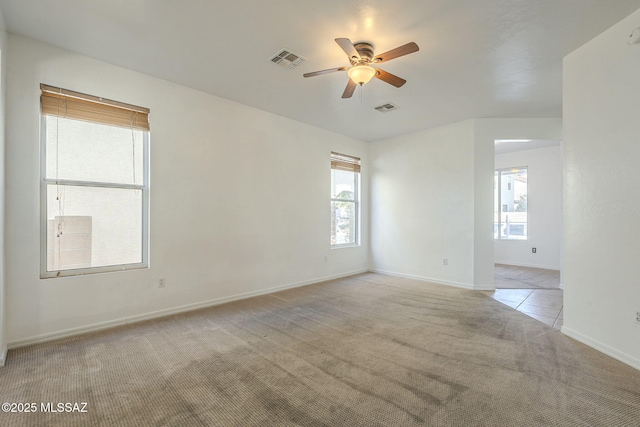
[1,273,639,426]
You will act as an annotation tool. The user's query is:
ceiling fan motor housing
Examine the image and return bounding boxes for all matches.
[352,42,375,65]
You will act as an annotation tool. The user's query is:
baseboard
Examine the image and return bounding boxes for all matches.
[561,325,640,372]
[495,261,560,271]
[369,269,491,290]
[9,319,134,350]
[0,343,7,367]
[123,269,369,326]
[8,269,369,351]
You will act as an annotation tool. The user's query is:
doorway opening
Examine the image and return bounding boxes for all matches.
[487,138,563,329]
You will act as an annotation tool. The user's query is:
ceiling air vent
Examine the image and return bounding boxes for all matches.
[374,102,399,113]
[269,49,305,69]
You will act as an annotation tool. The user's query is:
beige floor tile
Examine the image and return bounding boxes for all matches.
[530,289,563,296]
[493,299,521,309]
[494,289,535,298]
[523,294,563,310]
[488,265,564,326]
[492,296,525,306]
[495,264,560,289]
[525,312,557,327]
[491,289,533,305]
[517,303,562,319]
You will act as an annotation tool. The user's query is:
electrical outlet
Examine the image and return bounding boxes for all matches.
[532,247,537,253]
[635,309,640,325]
[443,258,448,266]
[324,256,328,263]
[158,278,166,288]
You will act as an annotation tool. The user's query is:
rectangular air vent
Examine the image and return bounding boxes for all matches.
[269,49,305,69]
[374,102,399,113]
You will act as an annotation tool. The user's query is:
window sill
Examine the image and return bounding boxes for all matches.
[41,263,148,279]
[331,244,360,250]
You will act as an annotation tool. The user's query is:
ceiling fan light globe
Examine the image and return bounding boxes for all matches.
[347,65,376,85]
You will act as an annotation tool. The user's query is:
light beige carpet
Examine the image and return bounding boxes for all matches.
[1,273,639,426]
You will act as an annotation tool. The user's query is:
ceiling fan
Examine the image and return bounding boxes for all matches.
[303,38,419,98]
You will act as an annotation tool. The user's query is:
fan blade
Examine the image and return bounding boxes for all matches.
[375,69,407,88]
[303,67,348,78]
[342,79,357,98]
[335,38,361,61]
[373,42,419,63]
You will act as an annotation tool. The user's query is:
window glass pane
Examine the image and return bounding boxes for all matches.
[331,169,355,200]
[498,168,527,240]
[45,116,144,185]
[46,184,143,271]
[331,200,356,245]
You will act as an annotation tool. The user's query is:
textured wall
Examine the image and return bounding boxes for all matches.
[5,35,369,346]
[563,7,640,370]
[494,145,563,270]
[369,120,479,289]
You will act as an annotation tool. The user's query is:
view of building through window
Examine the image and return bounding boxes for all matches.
[494,167,527,240]
[330,152,360,246]
[41,85,149,277]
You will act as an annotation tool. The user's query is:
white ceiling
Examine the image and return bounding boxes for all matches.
[494,139,560,155]
[1,0,639,142]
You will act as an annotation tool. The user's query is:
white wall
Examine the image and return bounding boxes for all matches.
[369,118,561,291]
[369,120,482,289]
[494,145,563,270]
[5,35,369,346]
[563,8,640,370]
[0,7,8,366]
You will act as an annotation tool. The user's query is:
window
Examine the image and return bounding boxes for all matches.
[40,84,150,278]
[331,152,360,246]
[494,167,527,240]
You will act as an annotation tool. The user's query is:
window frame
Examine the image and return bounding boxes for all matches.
[39,112,150,279]
[494,166,528,241]
[330,153,360,248]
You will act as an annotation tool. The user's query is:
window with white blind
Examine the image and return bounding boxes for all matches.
[40,84,150,278]
[331,152,360,247]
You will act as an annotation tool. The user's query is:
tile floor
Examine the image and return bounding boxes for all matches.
[494,264,561,289]
[483,288,563,329]
[485,265,562,329]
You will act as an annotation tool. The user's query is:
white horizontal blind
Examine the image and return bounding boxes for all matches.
[331,152,361,173]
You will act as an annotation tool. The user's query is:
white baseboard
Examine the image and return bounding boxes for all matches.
[561,325,640,372]
[369,269,492,290]
[0,344,7,367]
[8,269,369,351]
[494,261,560,271]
